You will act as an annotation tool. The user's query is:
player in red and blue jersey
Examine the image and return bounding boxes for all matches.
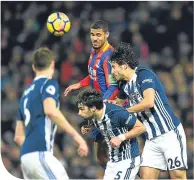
[64,20,118,169]
[64,20,118,100]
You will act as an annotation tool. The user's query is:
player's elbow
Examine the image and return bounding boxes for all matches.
[14,136,25,146]
[146,101,154,108]
[140,125,146,134]
[44,108,56,117]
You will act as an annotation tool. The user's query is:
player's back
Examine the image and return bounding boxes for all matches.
[93,103,139,162]
[18,77,58,157]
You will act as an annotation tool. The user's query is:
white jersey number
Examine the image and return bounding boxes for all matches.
[24,98,30,126]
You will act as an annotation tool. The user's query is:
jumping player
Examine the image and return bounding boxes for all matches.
[64,20,118,169]
[110,42,188,179]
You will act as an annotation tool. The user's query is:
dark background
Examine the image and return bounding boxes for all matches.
[1,1,193,179]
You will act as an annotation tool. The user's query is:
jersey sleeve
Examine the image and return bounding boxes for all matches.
[118,110,137,130]
[79,75,90,87]
[102,56,118,100]
[17,108,24,121]
[41,79,59,103]
[139,70,156,92]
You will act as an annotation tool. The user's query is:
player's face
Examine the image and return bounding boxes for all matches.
[90,29,107,49]
[111,62,125,81]
[78,103,95,120]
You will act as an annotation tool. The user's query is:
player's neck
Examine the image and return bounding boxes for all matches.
[124,68,136,81]
[35,70,52,79]
[94,41,109,53]
[95,106,105,121]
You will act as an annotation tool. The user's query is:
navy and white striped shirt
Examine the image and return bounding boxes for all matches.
[92,103,139,162]
[119,67,180,140]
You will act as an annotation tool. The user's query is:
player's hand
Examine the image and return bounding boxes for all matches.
[64,83,81,96]
[81,126,92,135]
[77,142,89,157]
[110,137,122,148]
[103,99,117,104]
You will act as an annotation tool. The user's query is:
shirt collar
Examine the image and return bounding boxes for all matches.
[34,76,49,81]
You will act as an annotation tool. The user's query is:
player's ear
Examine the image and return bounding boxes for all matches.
[91,106,96,113]
[105,32,109,38]
[51,60,55,69]
[123,64,127,70]
[32,65,36,72]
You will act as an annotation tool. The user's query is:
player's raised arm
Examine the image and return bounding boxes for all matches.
[64,75,91,96]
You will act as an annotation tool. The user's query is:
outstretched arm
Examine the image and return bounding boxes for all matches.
[44,98,88,157]
[64,76,90,96]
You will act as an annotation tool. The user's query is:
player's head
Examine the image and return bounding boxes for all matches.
[77,88,103,120]
[32,47,55,77]
[90,20,109,50]
[110,42,138,81]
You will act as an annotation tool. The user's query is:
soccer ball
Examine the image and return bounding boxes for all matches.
[47,12,71,36]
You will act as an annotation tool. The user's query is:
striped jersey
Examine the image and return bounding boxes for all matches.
[79,42,118,100]
[92,103,139,162]
[119,67,180,140]
[17,77,59,157]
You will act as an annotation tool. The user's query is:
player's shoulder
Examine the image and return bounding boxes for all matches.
[137,66,153,73]
[136,66,156,78]
[45,78,58,86]
[31,78,58,96]
[21,83,35,98]
[105,103,125,116]
[100,45,114,60]
[42,79,59,93]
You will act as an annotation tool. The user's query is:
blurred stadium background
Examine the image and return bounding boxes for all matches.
[1,1,193,179]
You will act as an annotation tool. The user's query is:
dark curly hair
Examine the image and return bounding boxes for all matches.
[110,42,138,69]
[76,88,103,110]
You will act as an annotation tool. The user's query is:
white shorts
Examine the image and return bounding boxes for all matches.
[141,124,188,171]
[21,151,69,179]
[103,156,141,180]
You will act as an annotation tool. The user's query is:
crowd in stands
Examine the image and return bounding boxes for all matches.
[1,1,193,179]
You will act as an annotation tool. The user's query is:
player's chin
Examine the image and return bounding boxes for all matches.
[83,117,92,121]
[113,74,119,81]
[92,44,100,49]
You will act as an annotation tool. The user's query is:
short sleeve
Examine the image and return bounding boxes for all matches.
[41,79,59,103]
[139,70,156,92]
[17,108,24,121]
[118,110,137,130]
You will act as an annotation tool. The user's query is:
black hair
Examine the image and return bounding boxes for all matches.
[90,20,109,32]
[110,42,139,69]
[76,88,103,110]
